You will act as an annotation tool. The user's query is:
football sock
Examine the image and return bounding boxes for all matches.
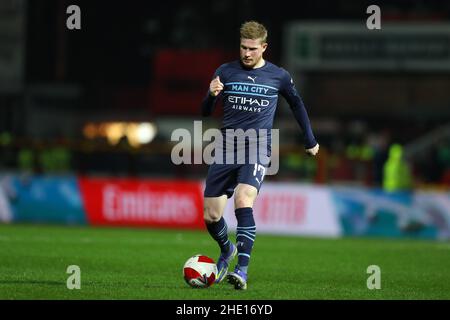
[205,216,230,254]
[235,207,256,273]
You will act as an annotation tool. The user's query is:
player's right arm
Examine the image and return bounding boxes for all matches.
[209,76,224,97]
[201,74,224,117]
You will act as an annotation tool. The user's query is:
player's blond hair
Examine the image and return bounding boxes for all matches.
[240,21,268,43]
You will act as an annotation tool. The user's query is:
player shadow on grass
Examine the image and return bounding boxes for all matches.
[144,284,191,289]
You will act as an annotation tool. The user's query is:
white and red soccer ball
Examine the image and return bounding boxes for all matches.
[183,254,217,288]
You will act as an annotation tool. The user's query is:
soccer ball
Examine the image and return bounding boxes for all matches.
[183,254,217,288]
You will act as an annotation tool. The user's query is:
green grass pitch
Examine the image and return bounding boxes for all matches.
[1,223,449,300]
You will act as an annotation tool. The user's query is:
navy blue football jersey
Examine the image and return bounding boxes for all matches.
[201,60,317,149]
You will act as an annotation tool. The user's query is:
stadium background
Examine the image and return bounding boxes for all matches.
[1,0,450,300]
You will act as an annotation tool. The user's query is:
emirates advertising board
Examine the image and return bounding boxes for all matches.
[78,177,205,229]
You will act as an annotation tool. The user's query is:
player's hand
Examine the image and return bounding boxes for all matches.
[306,143,319,156]
[209,76,224,97]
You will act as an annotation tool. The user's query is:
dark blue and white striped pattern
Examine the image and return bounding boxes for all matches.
[206,217,230,253]
[235,207,256,269]
[237,226,256,244]
[217,224,230,250]
[237,225,256,260]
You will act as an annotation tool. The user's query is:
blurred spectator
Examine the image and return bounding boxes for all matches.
[282,152,317,181]
[368,129,391,187]
[437,140,450,186]
[0,132,14,169]
[18,147,34,174]
[383,144,413,192]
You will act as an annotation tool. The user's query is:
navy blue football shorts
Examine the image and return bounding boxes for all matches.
[204,162,267,198]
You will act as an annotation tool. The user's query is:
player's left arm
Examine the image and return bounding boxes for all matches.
[279,70,319,156]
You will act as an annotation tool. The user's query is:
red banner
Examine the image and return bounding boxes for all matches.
[149,49,232,115]
[78,177,205,229]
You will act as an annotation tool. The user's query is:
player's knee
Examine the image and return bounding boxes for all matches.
[203,206,222,224]
[234,187,257,208]
[234,194,253,209]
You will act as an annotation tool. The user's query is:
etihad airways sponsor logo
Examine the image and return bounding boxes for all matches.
[231,105,261,112]
[228,95,269,107]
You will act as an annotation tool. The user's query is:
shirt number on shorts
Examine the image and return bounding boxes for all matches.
[253,164,266,185]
